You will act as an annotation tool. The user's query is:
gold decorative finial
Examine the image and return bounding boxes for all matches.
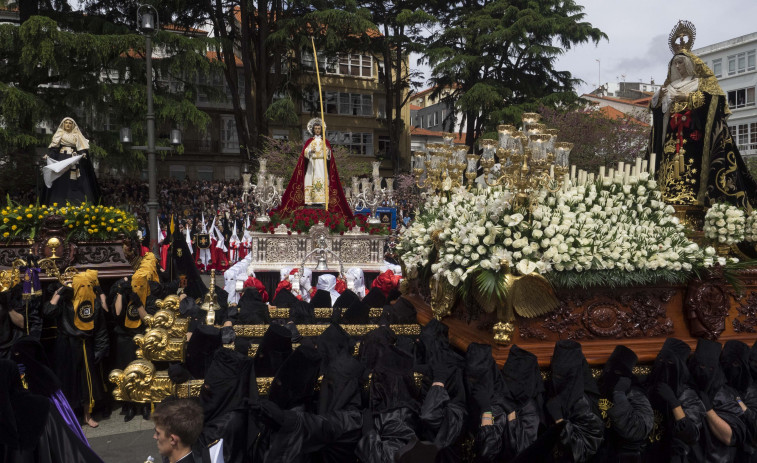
[669,20,696,54]
[200,269,219,325]
[47,237,61,259]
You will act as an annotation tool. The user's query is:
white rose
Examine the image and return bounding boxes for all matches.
[516,259,538,275]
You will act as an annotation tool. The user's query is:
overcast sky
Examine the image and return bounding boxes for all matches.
[414,0,757,95]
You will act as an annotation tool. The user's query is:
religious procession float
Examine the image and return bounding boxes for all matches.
[3,21,757,409]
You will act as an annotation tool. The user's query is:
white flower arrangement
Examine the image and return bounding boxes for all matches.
[704,202,745,245]
[398,172,733,294]
[745,210,757,243]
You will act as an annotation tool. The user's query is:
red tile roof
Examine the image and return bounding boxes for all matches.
[410,127,467,144]
[409,104,422,110]
[582,93,649,108]
[597,106,649,126]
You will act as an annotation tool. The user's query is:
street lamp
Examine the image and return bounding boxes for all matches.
[120,5,182,254]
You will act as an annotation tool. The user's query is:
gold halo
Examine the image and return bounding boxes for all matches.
[669,20,696,54]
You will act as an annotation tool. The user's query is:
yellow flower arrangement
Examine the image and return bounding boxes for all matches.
[0,200,137,242]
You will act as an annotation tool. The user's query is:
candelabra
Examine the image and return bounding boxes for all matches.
[478,113,573,209]
[249,159,283,225]
[413,134,471,193]
[348,162,393,224]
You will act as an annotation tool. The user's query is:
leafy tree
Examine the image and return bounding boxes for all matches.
[0,14,221,196]
[159,0,375,167]
[539,105,650,172]
[357,0,434,173]
[259,136,372,184]
[424,0,606,149]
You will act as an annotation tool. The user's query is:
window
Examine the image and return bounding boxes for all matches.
[169,165,186,180]
[732,122,757,153]
[338,54,372,78]
[220,116,239,152]
[272,130,289,140]
[727,51,755,75]
[727,87,756,109]
[197,166,213,181]
[752,123,757,145]
[327,131,373,155]
[303,91,373,117]
[738,124,749,146]
[712,58,722,78]
[432,112,439,126]
[301,50,338,73]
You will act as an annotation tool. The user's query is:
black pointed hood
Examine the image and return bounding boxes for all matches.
[201,348,257,423]
[646,337,691,397]
[598,345,638,397]
[503,345,544,409]
[253,324,293,378]
[268,345,322,410]
[688,338,725,397]
[721,340,751,394]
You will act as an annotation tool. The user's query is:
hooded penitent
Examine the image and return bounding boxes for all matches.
[720,340,752,394]
[598,345,638,398]
[72,270,98,331]
[646,337,692,399]
[253,324,293,378]
[271,282,298,308]
[369,344,419,413]
[343,298,370,324]
[0,359,50,452]
[201,348,258,423]
[381,297,417,325]
[268,345,322,411]
[317,324,365,415]
[237,287,271,324]
[243,277,268,303]
[502,344,544,410]
[361,287,387,309]
[465,343,507,421]
[333,289,360,312]
[316,274,341,306]
[358,325,397,371]
[420,319,465,406]
[185,325,223,379]
[688,338,725,400]
[310,289,333,309]
[550,340,598,412]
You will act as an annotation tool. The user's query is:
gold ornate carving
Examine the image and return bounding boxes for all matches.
[493,322,515,345]
[231,324,420,337]
[430,276,457,319]
[109,360,174,403]
[268,307,384,319]
[144,309,189,339]
[134,328,185,362]
[155,295,181,312]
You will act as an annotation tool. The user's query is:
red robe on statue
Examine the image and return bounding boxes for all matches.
[276,138,354,219]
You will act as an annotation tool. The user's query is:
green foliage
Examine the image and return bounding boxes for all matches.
[424,0,607,146]
[0,14,221,193]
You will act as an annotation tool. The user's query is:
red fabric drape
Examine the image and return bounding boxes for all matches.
[275,138,354,219]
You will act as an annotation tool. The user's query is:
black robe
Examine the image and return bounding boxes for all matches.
[40,148,101,206]
[43,296,109,413]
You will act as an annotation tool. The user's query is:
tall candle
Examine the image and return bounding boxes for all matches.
[641,160,648,173]
[635,157,642,174]
[570,165,576,179]
[599,166,605,179]
[649,153,656,175]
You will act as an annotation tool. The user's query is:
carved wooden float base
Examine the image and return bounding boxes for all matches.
[406,268,757,367]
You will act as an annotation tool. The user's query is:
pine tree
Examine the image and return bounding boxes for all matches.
[357,0,434,173]
[0,13,221,194]
[424,0,606,149]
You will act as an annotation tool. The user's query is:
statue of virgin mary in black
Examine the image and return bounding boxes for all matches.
[40,117,101,206]
[649,21,757,211]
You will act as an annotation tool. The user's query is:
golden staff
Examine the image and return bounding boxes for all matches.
[310,36,329,211]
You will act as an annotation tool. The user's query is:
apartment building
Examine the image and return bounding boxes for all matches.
[694,32,757,156]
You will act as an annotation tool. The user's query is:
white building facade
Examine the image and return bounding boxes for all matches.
[694,32,757,157]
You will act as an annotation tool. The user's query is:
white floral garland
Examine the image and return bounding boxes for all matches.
[745,210,757,243]
[703,202,745,245]
[398,172,731,289]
